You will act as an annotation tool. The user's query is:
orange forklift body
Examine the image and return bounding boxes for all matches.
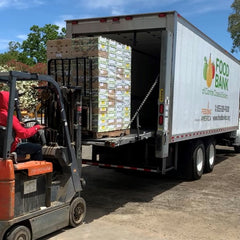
[0,159,53,221]
[0,159,15,220]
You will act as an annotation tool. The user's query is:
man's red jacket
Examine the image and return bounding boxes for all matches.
[0,91,41,152]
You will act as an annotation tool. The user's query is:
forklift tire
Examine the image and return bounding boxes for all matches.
[69,197,86,227]
[6,225,31,240]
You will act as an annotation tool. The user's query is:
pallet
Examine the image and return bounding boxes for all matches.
[83,129,130,139]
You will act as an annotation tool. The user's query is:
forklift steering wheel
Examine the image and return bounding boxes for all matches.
[23,120,47,146]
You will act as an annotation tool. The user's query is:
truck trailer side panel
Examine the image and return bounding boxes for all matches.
[62,12,240,178]
[171,20,240,142]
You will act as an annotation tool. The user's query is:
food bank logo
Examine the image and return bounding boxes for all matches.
[203,55,229,90]
[203,55,215,87]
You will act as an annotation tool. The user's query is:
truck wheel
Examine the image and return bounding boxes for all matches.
[69,197,86,227]
[185,140,205,180]
[204,139,215,173]
[6,225,31,240]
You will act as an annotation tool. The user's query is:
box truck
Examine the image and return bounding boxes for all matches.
[47,11,240,180]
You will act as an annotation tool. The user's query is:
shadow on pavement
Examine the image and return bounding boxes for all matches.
[82,145,236,223]
[41,145,234,239]
[81,166,182,223]
[215,146,237,165]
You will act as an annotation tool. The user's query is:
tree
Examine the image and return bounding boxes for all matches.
[0,24,66,66]
[0,41,21,65]
[21,24,66,64]
[8,41,21,53]
[228,0,240,53]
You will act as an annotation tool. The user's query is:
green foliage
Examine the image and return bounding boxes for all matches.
[228,0,240,53]
[0,24,66,66]
[0,41,20,65]
[0,24,63,112]
[21,24,66,64]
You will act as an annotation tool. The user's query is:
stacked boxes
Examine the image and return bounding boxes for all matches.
[47,37,131,135]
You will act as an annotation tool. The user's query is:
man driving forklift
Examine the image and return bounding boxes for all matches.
[0,91,45,160]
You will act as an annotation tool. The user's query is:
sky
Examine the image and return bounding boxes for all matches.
[0,0,238,59]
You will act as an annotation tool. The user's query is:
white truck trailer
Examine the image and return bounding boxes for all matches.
[58,11,240,180]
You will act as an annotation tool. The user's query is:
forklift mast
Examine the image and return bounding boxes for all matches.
[48,57,93,134]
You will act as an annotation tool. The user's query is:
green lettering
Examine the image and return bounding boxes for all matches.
[215,74,228,90]
[220,60,224,74]
[219,75,223,89]
[226,64,229,77]
[216,58,220,73]
[215,74,219,88]
[224,78,228,90]
[223,62,226,75]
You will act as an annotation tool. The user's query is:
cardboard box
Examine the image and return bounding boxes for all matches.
[47,36,132,134]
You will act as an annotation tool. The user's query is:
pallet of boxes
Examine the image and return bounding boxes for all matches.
[47,36,131,138]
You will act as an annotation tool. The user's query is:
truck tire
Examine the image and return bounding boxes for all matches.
[185,140,205,180]
[204,139,215,173]
[69,197,86,227]
[6,225,31,240]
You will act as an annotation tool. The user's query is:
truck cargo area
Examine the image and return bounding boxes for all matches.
[81,30,162,146]
[48,29,163,147]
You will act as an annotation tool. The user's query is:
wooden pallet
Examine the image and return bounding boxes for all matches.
[83,129,130,139]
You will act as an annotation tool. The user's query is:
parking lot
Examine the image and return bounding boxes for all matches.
[46,146,240,240]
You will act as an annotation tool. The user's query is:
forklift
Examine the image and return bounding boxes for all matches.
[0,71,86,240]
